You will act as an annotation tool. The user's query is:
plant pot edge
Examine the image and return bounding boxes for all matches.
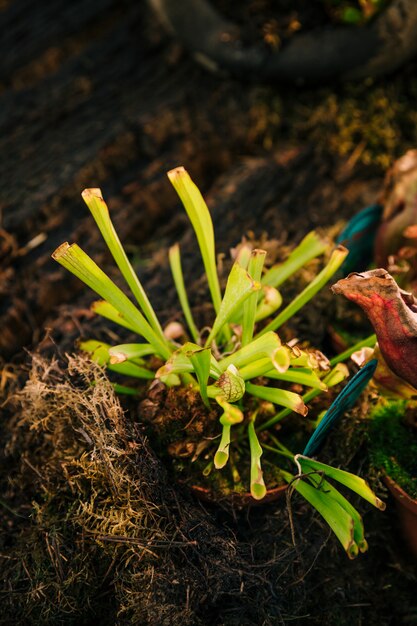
[383,473,417,560]
[149,0,417,83]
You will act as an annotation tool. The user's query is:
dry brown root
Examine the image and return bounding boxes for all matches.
[1,353,286,625]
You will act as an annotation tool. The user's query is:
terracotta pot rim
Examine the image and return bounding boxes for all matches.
[383,474,417,514]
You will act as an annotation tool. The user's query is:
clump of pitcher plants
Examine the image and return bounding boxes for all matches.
[53,167,384,558]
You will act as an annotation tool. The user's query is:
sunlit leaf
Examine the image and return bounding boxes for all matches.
[52,243,171,359]
[241,249,266,346]
[214,397,244,469]
[82,189,167,344]
[262,231,329,288]
[108,343,155,364]
[281,470,358,558]
[246,382,307,415]
[80,340,154,379]
[220,331,290,374]
[169,244,199,343]
[248,421,266,500]
[259,246,348,335]
[168,167,222,315]
[205,262,261,347]
[297,455,386,510]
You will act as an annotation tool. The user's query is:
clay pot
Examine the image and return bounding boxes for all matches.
[384,474,417,559]
[150,0,417,83]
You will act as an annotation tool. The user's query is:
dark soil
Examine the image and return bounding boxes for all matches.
[1,0,417,624]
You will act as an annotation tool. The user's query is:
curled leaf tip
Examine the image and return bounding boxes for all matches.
[359,539,369,553]
[167,166,186,181]
[298,401,308,417]
[51,241,71,260]
[347,541,359,560]
[81,188,103,200]
[109,352,127,364]
[375,497,386,511]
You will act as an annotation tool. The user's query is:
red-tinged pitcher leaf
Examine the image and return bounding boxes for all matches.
[332,269,417,390]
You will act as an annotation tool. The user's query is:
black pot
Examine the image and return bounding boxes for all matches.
[150,0,417,83]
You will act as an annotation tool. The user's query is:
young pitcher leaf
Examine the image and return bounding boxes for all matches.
[108,343,155,364]
[213,365,246,402]
[246,382,307,416]
[169,244,199,343]
[248,421,266,500]
[254,286,282,322]
[205,263,261,347]
[80,340,154,379]
[297,469,366,555]
[156,343,221,380]
[258,363,349,432]
[91,300,138,333]
[260,246,348,335]
[168,167,222,314]
[220,331,290,373]
[214,397,244,469]
[264,367,327,390]
[302,359,378,457]
[187,346,212,407]
[262,231,329,288]
[241,249,266,346]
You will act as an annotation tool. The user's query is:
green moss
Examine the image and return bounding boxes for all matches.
[369,400,417,499]
[252,63,417,170]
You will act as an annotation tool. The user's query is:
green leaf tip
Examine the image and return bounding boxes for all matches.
[52,241,71,260]
[168,166,222,317]
[213,397,243,470]
[81,187,105,203]
[248,421,267,500]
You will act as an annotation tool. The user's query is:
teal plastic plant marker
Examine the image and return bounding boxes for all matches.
[302,359,378,457]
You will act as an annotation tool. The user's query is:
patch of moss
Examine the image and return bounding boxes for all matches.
[251,63,417,170]
[369,400,417,499]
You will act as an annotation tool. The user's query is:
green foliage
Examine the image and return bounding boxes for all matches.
[53,168,382,557]
[369,400,417,499]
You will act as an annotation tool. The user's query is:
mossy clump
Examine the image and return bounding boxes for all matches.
[369,400,417,499]
[1,353,251,625]
[250,64,417,170]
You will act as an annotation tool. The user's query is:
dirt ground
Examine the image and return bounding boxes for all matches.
[1,1,417,624]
